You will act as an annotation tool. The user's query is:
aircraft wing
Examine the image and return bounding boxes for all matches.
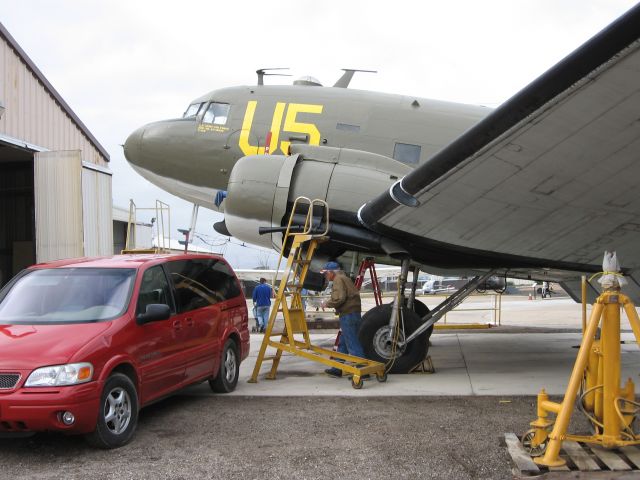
[358,5,640,302]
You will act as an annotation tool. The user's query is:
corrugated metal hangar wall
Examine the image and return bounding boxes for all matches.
[0,22,113,287]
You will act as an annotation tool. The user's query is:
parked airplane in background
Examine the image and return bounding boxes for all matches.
[125,5,640,372]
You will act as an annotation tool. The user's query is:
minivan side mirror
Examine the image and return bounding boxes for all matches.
[137,304,171,325]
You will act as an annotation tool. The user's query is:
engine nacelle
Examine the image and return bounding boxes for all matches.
[222,145,411,250]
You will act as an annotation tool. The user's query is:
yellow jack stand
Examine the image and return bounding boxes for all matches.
[248,197,386,389]
[527,288,640,467]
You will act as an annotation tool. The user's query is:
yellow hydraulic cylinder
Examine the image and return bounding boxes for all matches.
[528,389,554,448]
[601,295,621,446]
[583,342,600,413]
[537,389,549,419]
[595,343,604,423]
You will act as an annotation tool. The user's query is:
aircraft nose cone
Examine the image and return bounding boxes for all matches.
[123,126,145,166]
[123,119,202,187]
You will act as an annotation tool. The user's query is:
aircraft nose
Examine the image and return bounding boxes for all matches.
[123,126,145,167]
[123,120,189,174]
[124,119,207,188]
[124,118,230,193]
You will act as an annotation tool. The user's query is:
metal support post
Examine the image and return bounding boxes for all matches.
[389,258,411,331]
[406,266,420,311]
[581,275,587,334]
[189,204,199,237]
[601,294,621,446]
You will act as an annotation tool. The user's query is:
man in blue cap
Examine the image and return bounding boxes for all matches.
[320,261,367,378]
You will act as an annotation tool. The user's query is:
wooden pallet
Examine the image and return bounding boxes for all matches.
[505,433,640,476]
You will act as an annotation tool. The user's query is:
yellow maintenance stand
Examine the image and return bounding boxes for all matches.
[524,263,640,466]
[248,197,386,389]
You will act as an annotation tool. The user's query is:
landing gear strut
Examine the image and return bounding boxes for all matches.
[358,262,495,373]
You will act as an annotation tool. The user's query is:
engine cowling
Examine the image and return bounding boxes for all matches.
[222,145,411,250]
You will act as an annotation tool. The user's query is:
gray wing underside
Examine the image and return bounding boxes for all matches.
[359,5,640,302]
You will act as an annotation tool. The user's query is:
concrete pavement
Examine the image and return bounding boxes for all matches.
[221,296,640,397]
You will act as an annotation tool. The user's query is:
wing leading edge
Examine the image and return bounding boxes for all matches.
[357,4,640,301]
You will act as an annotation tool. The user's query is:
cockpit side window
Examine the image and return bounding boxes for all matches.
[202,102,230,125]
[184,102,205,118]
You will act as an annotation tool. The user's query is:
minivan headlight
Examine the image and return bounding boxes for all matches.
[25,363,94,387]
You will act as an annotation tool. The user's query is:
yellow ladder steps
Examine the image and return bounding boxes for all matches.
[248,196,386,389]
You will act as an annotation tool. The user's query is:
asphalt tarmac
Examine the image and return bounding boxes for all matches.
[1,296,639,479]
[0,395,587,480]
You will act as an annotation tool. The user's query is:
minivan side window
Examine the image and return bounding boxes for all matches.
[166,259,242,314]
[137,266,174,315]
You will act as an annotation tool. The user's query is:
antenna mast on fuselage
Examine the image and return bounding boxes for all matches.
[256,68,291,86]
[333,69,377,88]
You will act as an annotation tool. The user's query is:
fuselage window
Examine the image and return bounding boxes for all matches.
[393,142,421,165]
[202,102,230,125]
[183,102,205,118]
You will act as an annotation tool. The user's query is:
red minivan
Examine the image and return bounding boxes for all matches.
[0,253,249,448]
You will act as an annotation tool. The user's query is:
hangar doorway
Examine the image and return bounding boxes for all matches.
[0,145,112,288]
[0,140,35,287]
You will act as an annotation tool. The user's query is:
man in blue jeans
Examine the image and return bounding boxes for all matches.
[252,277,273,333]
[320,262,367,378]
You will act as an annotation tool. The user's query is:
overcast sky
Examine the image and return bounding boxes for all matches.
[1,0,637,267]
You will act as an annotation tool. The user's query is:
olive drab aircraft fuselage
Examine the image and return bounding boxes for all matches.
[124,77,490,254]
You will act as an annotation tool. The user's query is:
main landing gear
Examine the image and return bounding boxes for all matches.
[357,259,495,373]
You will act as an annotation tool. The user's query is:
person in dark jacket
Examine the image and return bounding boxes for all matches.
[320,261,366,378]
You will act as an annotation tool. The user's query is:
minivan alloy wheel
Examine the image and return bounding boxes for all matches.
[209,338,240,393]
[224,348,237,383]
[104,387,132,435]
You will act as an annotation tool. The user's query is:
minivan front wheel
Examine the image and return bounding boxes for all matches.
[209,339,239,393]
[85,373,139,449]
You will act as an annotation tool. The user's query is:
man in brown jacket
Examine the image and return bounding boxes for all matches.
[320,261,367,378]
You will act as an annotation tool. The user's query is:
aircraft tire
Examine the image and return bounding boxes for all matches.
[358,304,428,374]
[411,299,433,340]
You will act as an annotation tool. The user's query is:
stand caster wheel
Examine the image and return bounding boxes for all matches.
[376,372,388,383]
[351,376,364,389]
[521,429,548,457]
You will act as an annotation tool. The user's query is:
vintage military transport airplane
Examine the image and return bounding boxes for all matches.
[125,4,640,372]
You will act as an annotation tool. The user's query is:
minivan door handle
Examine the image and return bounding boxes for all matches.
[185,317,194,327]
[172,320,182,330]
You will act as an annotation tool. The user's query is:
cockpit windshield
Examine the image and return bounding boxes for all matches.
[202,102,230,125]
[183,102,205,118]
[0,268,136,324]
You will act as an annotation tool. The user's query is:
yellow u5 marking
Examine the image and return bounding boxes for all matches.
[239,101,323,156]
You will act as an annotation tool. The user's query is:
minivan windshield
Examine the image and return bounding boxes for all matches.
[0,268,136,324]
